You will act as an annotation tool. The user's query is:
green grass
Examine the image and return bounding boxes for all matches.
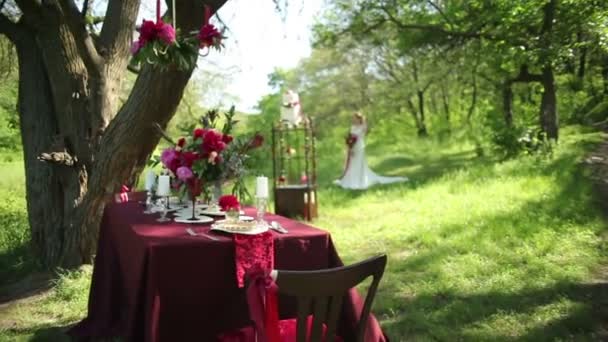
[0,125,607,341]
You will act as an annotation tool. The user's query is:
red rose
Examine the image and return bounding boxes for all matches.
[248,133,264,149]
[193,128,206,139]
[177,138,186,147]
[202,129,226,154]
[218,194,239,211]
[139,19,157,43]
[182,151,199,167]
[222,134,233,144]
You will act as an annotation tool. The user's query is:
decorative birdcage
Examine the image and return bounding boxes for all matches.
[271,120,317,220]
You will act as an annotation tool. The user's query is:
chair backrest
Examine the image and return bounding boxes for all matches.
[274,254,387,342]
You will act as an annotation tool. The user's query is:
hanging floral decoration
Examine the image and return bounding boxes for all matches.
[131,1,225,70]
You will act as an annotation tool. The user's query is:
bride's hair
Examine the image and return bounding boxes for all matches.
[354,112,366,125]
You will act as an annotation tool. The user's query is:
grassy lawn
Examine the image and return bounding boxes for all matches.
[0,126,607,341]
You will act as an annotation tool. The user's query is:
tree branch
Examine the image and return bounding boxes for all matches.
[81,0,89,17]
[38,151,78,166]
[58,0,103,73]
[98,0,140,59]
[0,12,22,42]
[426,0,453,28]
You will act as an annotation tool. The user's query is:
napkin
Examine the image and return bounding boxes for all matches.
[233,231,274,288]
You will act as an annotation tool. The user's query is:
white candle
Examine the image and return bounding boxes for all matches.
[156,175,171,197]
[256,176,269,198]
[144,170,156,191]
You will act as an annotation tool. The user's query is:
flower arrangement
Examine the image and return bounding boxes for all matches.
[131,4,224,70]
[345,133,357,148]
[158,107,263,201]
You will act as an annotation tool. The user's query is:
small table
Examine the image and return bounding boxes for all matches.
[69,202,388,341]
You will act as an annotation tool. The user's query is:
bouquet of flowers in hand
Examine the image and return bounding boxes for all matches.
[159,107,263,201]
[345,133,357,148]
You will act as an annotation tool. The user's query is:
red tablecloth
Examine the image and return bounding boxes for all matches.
[69,202,388,342]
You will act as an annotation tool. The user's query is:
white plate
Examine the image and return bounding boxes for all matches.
[200,210,245,217]
[174,215,214,224]
[210,222,268,235]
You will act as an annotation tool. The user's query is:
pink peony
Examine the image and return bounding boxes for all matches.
[160,148,180,172]
[130,40,145,55]
[176,166,194,181]
[156,21,176,45]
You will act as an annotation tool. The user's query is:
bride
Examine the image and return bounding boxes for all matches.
[334,112,408,190]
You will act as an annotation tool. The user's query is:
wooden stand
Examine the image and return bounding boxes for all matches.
[272,120,318,220]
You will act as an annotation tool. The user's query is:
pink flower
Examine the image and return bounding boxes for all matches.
[176,166,194,181]
[160,148,180,172]
[130,40,145,55]
[156,21,176,45]
[208,151,218,165]
[198,24,222,48]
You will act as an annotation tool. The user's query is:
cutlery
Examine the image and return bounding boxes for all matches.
[270,221,288,234]
[186,228,219,241]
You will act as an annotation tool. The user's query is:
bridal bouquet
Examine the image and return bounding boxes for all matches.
[345,133,357,148]
[159,107,263,200]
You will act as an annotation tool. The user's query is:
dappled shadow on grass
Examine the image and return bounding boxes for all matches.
[384,282,608,341]
[0,242,41,295]
[372,151,608,340]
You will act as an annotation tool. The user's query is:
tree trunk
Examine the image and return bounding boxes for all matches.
[466,72,477,123]
[440,83,451,134]
[416,90,428,136]
[2,0,229,268]
[406,98,428,137]
[15,29,67,265]
[540,66,558,140]
[502,81,514,127]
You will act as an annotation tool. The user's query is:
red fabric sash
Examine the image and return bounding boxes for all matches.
[119,185,130,203]
[246,269,281,342]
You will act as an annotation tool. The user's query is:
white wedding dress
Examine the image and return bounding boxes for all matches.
[334,124,408,190]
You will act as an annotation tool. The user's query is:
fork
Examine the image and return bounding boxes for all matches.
[186,228,219,241]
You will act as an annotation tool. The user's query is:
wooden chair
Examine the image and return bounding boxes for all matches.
[271,254,387,342]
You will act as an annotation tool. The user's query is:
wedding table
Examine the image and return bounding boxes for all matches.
[69,200,388,342]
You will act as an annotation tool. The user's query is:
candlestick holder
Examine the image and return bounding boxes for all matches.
[256,197,268,226]
[143,191,154,214]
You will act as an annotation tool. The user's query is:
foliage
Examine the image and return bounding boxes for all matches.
[306,0,608,142]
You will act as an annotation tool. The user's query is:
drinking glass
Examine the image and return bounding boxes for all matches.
[256,197,268,225]
[156,197,171,222]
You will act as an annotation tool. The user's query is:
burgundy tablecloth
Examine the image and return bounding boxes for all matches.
[69,202,388,342]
